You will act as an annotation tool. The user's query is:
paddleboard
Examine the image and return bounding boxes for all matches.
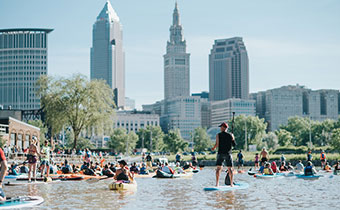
[254,174,281,179]
[295,174,322,179]
[204,182,249,191]
[0,196,44,209]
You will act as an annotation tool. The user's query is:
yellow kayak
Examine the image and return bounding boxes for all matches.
[108,180,137,191]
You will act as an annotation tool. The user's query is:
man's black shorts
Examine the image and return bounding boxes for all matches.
[216,153,233,167]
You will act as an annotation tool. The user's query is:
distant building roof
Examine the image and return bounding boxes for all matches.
[0,28,53,33]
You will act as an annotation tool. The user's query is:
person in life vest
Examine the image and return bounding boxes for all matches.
[304,161,317,176]
[161,162,174,174]
[320,151,326,169]
[271,161,279,173]
[324,162,331,171]
[263,162,274,175]
[114,160,134,182]
[307,150,313,162]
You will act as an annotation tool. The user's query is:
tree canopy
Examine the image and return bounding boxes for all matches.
[163,129,188,153]
[38,74,116,149]
[193,127,212,151]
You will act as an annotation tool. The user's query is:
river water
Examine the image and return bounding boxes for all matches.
[4,168,339,210]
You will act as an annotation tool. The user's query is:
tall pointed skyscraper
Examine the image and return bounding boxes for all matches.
[91,1,125,108]
[164,3,190,99]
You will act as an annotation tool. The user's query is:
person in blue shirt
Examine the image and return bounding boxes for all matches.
[259,162,265,174]
[237,150,244,170]
[61,160,73,174]
[139,163,149,175]
[20,162,29,173]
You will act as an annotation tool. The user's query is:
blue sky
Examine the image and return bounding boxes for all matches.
[1,0,340,109]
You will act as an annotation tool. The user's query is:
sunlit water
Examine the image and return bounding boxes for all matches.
[4,168,339,210]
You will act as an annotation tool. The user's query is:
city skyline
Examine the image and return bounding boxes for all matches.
[1,0,339,109]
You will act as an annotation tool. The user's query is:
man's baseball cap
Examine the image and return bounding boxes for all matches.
[218,122,228,128]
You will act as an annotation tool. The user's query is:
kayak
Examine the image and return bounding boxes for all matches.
[204,182,249,191]
[4,174,24,179]
[296,174,322,179]
[134,173,155,178]
[4,181,47,186]
[109,180,137,191]
[0,196,44,209]
[16,177,59,182]
[173,173,193,179]
[276,172,296,177]
[254,174,280,179]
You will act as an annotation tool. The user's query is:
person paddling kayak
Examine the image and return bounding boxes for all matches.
[212,122,236,187]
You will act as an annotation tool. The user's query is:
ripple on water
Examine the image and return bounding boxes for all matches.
[3,169,340,210]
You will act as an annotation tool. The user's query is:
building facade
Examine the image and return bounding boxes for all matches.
[209,37,249,101]
[210,98,256,128]
[113,110,160,133]
[161,96,203,140]
[253,85,340,131]
[90,1,125,108]
[0,28,52,110]
[163,3,190,99]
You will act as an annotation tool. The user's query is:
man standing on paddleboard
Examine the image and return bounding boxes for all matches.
[212,122,236,187]
[0,146,8,201]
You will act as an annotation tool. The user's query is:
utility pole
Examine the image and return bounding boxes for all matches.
[244,118,247,151]
[309,114,312,147]
[150,130,152,153]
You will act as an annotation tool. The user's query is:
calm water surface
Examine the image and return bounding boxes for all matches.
[4,168,339,210]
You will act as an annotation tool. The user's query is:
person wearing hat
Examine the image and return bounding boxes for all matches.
[28,136,40,182]
[114,160,133,182]
[211,122,236,187]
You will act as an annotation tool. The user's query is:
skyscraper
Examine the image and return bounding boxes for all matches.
[0,28,53,110]
[209,37,249,101]
[91,1,125,108]
[164,3,190,100]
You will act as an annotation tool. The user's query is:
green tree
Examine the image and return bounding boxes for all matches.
[229,115,267,150]
[276,129,293,146]
[330,128,340,151]
[38,74,115,149]
[193,127,212,151]
[137,126,164,152]
[262,132,278,150]
[107,128,138,154]
[28,120,48,146]
[0,136,6,148]
[163,129,188,153]
[312,119,335,146]
[280,117,310,146]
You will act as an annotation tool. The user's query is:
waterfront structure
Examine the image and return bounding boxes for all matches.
[163,3,190,99]
[210,98,256,128]
[253,85,340,131]
[209,37,249,101]
[90,1,125,108]
[161,96,204,140]
[113,110,160,133]
[0,116,40,149]
[0,28,52,110]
